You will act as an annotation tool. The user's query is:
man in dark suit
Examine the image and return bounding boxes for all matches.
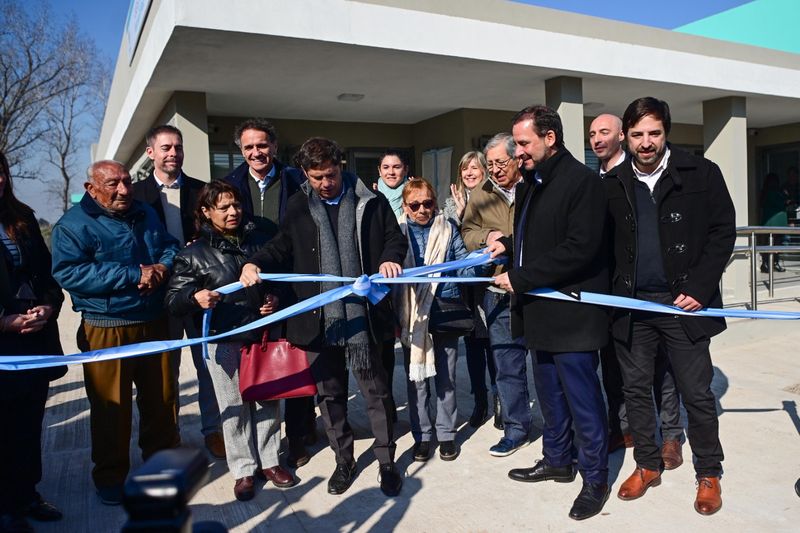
[223,118,314,469]
[490,105,610,521]
[604,97,735,516]
[133,125,224,459]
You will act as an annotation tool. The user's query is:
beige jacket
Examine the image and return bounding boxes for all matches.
[461,178,516,276]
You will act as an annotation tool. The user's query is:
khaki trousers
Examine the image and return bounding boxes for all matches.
[80,319,180,488]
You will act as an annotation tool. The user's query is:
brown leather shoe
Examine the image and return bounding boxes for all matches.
[661,440,683,470]
[695,477,722,515]
[234,476,255,501]
[608,432,634,453]
[204,432,226,459]
[262,466,298,488]
[618,467,661,500]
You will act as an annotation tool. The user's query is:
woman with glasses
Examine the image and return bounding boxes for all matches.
[394,178,482,462]
[166,181,296,502]
[0,151,65,531]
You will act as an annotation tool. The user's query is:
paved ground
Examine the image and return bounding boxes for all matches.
[31,268,800,532]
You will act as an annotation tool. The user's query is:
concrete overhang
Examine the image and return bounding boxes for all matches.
[97,0,800,163]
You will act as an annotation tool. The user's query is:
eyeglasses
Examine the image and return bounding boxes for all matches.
[406,199,435,212]
[487,157,513,171]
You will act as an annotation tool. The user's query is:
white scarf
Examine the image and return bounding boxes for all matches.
[394,213,451,382]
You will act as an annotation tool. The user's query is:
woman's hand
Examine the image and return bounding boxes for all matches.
[379,262,403,278]
[450,184,466,219]
[259,294,279,316]
[193,289,222,309]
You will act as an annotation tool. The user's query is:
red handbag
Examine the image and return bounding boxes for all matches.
[239,330,317,401]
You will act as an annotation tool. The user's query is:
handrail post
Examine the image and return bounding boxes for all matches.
[750,231,758,310]
[769,233,775,298]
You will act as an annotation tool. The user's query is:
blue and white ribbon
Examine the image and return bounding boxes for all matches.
[1,250,798,371]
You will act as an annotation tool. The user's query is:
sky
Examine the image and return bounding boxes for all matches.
[15,1,129,221]
[510,0,755,28]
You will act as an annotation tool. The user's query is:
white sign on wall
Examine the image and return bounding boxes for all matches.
[126,0,153,64]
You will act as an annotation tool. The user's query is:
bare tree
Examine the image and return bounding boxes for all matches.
[43,55,111,214]
[0,1,96,166]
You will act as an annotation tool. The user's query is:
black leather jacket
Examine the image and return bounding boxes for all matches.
[166,222,271,344]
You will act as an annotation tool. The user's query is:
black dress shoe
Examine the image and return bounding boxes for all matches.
[379,463,403,497]
[24,498,62,521]
[469,402,488,428]
[493,394,504,430]
[569,483,610,521]
[413,441,431,462]
[439,440,459,461]
[508,459,576,483]
[327,461,357,495]
[287,439,311,469]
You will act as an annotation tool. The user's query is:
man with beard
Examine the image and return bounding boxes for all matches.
[603,97,735,515]
[490,106,610,521]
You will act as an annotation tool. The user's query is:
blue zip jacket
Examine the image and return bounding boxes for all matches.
[51,193,180,322]
[406,216,480,299]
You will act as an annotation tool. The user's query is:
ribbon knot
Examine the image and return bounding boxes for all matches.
[352,274,372,297]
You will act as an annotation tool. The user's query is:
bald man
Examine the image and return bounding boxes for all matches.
[588,114,626,175]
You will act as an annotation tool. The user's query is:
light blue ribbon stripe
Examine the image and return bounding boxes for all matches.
[2,250,798,371]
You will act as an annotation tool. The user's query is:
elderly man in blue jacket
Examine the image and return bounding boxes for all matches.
[51,160,181,506]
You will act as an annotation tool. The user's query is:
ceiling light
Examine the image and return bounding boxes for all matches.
[337,93,365,102]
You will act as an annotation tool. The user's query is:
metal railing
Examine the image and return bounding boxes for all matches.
[731,226,800,310]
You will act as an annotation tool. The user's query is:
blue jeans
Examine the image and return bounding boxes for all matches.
[484,290,532,443]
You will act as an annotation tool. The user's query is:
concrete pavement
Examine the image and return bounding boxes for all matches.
[30,284,800,532]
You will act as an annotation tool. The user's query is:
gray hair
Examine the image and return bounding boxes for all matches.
[86,160,126,183]
[483,132,515,160]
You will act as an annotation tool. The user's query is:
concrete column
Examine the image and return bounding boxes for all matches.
[703,96,748,303]
[545,76,585,163]
[159,91,211,182]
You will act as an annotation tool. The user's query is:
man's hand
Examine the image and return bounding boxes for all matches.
[493,272,514,293]
[259,294,279,316]
[139,263,169,295]
[486,239,507,259]
[674,293,702,311]
[485,230,504,246]
[240,263,262,286]
[379,262,403,278]
[193,289,222,310]
[2,310,47,334]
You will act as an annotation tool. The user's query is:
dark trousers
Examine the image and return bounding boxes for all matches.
[533,350,608,485]
[600,340,627,435]
[464,336,495,406]
[615,294,723,476]
[602,340,684,440]
[81,320,180,488]
[306,346,395,465]
[654,355,684,442]
[0,369,49,514]
[379,339,398,415]
[285,396,316,441]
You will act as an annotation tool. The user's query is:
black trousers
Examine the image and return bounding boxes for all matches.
[600,339,627,435]
[379,339,397,414]
[615,292,723,476]
[306,346,395,465]
[284,397,316,441]
[602,339,684,440]
[0,369,49,514]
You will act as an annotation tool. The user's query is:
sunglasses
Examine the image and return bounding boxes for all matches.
[406,199,435,212]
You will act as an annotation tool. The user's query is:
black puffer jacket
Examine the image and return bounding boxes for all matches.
[166,222,271,344]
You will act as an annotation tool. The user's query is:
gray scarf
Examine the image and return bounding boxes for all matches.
[307,182,372,372]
